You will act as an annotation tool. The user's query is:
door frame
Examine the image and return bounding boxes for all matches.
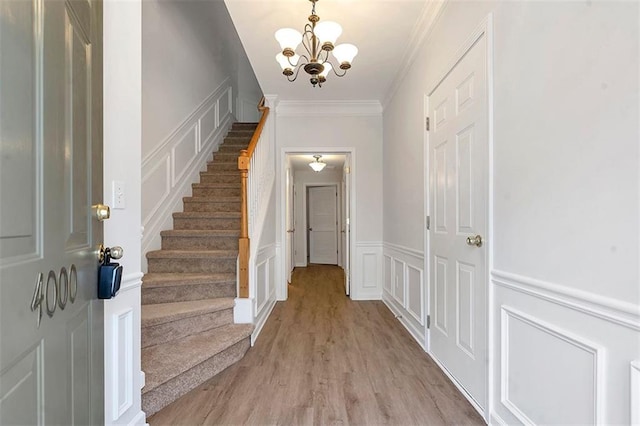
[279,148,356,301]
[304,183,339,265]
[423,14,494,421]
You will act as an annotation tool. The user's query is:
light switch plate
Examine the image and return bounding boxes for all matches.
[112,180,125,209]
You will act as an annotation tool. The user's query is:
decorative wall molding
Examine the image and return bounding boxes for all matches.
[382,0,448,107]
[251,243,277,345]
[111,308,134,420]
[382,242,426,349]
[491,269,640,331]
[141,81,234,264]
[631,361,640,425]
[352,241,383,300]
[119,272,144,293]
[500,306,604,425]
[276,100,383,117]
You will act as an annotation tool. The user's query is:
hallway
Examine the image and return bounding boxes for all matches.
[149,265,484,425]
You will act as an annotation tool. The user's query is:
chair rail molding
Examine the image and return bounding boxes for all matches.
[491,269,640,330]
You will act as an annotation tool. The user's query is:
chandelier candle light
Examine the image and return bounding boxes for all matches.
[275,0,358,87]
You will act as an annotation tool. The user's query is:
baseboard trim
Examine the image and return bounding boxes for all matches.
[252,297,277,346]
[382,293,426,350]
[127,410,147,426]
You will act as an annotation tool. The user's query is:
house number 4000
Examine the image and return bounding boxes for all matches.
[30,265,78,328]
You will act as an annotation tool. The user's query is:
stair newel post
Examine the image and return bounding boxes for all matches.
[238,150,250,298]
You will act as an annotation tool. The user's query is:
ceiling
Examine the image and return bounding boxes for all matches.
[289,153,346,171]
[224,0,428,102]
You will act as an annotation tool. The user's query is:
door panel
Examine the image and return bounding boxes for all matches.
[308,186,338,265]
[0,1,104,424]
[429,34,488,409]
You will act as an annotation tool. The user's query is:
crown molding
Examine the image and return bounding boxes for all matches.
[382,0,448,108]
[276,100,383,117]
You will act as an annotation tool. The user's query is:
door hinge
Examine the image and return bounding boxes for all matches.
[426,215,430,230]
[427,315,431,329]
[425,117,430,131]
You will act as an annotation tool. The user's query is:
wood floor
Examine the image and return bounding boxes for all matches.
[148,265,484,425]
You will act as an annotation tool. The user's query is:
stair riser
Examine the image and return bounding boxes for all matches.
[162,236,239,250]
[217,145,248,153]
[212,154,240,164]
[142,338,250,416]
[142,282,236,305]
[192,187,241,197]
[224,136,252,143]
[147,257,236,274]
[183,201,240,212]
[173,217,240,230]
[207,163,237,172]
[226,130,254,137]
[199,174,239,184]
[142,308,234,348]
[232,123,258,130]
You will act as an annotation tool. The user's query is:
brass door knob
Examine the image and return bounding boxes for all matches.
[466,235,483,247]
[92,204,111,221]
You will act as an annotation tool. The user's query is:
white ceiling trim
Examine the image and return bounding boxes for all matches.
[276,100,383,117]
[382,0,449,108]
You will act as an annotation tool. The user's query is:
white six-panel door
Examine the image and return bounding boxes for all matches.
[308,185,338,265]
[0,0,104,423]
[428,33,489,410]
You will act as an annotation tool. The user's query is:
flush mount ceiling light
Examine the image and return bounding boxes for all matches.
[309,155,327,172]
[275,0,358,88]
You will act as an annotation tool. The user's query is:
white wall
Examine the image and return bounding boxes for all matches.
[276,103,384,300]
[383,1,639,424]
[103,1,145,424]
[141,0,262,266]
[292,169,343,267]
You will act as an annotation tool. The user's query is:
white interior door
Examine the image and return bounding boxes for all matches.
[0,0,105,424]
[428,34,488,409]
[308,186,338,265]
[285,167,294,282]
[342,167,351,295]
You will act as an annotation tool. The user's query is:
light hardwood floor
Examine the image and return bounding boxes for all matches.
[148,265,485,425]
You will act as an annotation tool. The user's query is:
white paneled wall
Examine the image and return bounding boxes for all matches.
[352,242,383,301]
[141,81,233,266]
[251,244,278,344]
[490,271,640,425]
[382,243,426,348]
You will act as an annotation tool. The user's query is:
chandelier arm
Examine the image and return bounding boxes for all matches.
[330,63,349,78]
[287,64,305,82]
[296,53,311,66]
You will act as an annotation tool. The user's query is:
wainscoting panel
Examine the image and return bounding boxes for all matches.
[252,244,277,345]
[393,259,405,304]
[382,243,426,349]
[353,242,383,300]
[632,361,640,424]
[141,81,234,268]
[112,308,134,420]
[104,274,144,426]
[491,270,640,425]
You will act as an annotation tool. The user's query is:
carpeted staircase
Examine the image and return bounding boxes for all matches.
[141,122,258,416]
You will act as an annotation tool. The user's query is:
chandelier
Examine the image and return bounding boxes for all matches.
[275,0,358,88]
[309,155,327,172]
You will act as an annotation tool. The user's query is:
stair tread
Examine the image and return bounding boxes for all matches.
[142,323,253,393]
[143,272,236,287]
[183,196,240,202]
[141,298,234,328]
[199,171,240,176]
[192,182,241,188]
[173,211,240,218]
[161,229,239,237]
[147,249,237,259]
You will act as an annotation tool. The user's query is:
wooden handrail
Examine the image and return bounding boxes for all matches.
[237,96,270,298]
